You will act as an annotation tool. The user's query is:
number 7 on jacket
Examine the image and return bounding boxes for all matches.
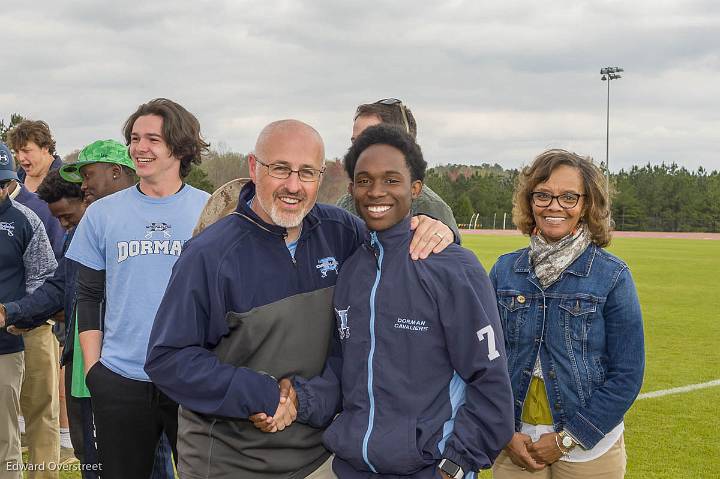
[476,325,500,361]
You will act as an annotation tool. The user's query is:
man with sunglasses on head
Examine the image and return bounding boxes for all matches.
[336,98,460,242]
[146,119,455,479]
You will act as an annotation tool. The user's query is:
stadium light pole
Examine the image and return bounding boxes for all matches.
[600,66,623,188]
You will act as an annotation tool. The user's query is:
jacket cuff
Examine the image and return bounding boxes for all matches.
[292,377,312,423]
[565,412,605,449]
[3,302,21,323]
[441,446,475,476]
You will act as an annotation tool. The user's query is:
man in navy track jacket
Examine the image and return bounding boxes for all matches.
[268,125,515,478]
[146,120,457,479]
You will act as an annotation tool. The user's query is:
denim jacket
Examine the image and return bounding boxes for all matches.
[489,243,644,449]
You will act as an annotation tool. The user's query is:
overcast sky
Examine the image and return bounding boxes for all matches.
[2,0,719,172]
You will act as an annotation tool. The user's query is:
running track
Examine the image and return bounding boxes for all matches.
[463,229,720,240]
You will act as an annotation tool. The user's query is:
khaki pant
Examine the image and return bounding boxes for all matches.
[0,352,24,479]
[305,455,337,479]
[493,435,627,479]
[20,325,60,479]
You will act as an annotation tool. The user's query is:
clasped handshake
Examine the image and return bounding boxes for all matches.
[249,378,298,433]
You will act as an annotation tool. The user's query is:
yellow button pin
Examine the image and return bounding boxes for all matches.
[517,295,526,304]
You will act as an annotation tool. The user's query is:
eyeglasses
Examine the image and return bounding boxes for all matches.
[254,157,325,182]
[374,98,410,135]
[0,180,13,189]
[531,191,585,209]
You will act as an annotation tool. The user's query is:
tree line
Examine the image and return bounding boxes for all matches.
[4,114,718,232]
[58,150,720,233]
[424,163,720,232]
[194,153,720,233]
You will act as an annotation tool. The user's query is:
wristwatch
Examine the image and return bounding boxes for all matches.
[438,458,464,479]
[558,430,577,450]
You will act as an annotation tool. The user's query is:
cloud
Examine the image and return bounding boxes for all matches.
[1,0,718,173]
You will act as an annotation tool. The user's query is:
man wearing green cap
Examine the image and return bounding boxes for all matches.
[65,99,211,479]
[59,139,137,205]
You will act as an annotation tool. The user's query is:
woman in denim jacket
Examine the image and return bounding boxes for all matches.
[490,149,644,478]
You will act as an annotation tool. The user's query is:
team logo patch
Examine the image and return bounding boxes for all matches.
[0,152,9,166]
[145,222,172,239]
[316,256,339,278]
[0,221,15,236]
[335,306,350,339]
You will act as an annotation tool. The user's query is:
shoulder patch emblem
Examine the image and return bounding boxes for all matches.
[335,306,350,339]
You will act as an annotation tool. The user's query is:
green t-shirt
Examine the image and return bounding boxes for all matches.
[71,311,91,398]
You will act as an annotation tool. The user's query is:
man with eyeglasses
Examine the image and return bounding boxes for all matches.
[0,142,57,478]
[146,119,454,479]
[336,99,461,242]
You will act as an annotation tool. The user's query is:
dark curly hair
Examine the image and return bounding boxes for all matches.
[36,169,82,204]
[513,149,613,247]
[7,120,56,155]
[122,98,210,178]
[343,124,426,182]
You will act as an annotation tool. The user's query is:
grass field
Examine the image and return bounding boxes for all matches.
[43,235,720,478]
[464,234,720,479]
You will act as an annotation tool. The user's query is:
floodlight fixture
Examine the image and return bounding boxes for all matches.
[600,66,624,187]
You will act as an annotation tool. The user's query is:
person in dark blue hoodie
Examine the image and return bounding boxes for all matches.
[0,143,57,477]
[6,123,67,475]
[0,169,100,477]
[254,125,515,478]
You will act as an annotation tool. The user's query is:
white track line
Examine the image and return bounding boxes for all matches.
[637,379,720,400]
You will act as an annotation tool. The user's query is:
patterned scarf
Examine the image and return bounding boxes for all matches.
[529,223,592,288]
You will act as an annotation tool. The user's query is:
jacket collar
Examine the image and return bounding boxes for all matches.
[234,181,321,239]
[514,242,596,278]
[365,216,412,250]
[14,183,32,203]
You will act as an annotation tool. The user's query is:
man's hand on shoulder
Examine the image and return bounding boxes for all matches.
[409,215,453,260]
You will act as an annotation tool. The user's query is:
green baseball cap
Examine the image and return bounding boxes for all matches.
[59,139,135,183]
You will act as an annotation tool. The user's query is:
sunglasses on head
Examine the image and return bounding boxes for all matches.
[372,98,410,135]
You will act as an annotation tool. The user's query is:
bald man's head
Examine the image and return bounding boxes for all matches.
[248,119,326,233]
[254,119,325,163]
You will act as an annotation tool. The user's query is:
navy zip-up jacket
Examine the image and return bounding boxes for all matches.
[146,182,365,478]
[1,196,56,355]
[294,217,515,477]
